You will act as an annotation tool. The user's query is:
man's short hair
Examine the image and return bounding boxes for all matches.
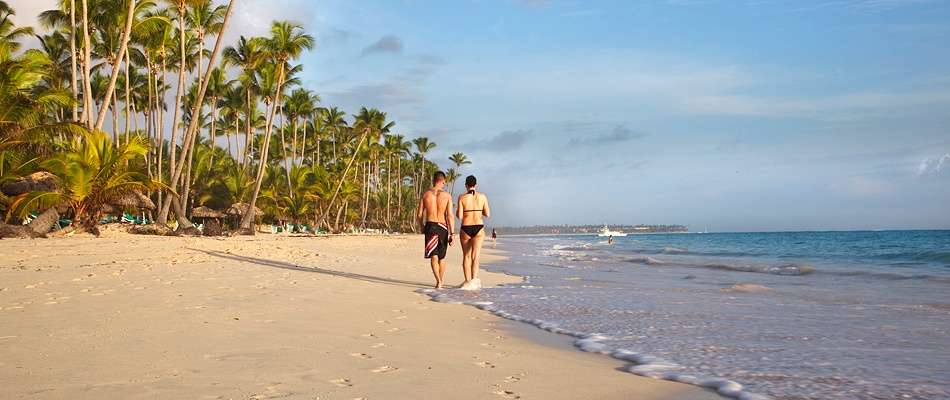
[432,171,446,184]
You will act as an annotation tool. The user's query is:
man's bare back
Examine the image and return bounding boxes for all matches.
[419,188,452,225]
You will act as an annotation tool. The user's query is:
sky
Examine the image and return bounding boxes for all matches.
[13,0,950,232]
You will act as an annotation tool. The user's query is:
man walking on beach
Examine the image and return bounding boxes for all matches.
[417,171,453,288]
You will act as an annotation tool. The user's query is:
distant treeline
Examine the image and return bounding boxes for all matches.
[495,224,689,235]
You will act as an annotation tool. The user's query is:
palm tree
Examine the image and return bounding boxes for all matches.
[92,0,138,132]
[284,87,319,168]
[240,20,312,232]
[0,1,36,53]
[216,82,243,158]
[0,45,81,151]
[322,106,347,166]
[156,0,235,230]
[222,35,266,166]
[412,136,435,195]
[203,66,230,166]
[448,152,470,197]
[9,130,167,235]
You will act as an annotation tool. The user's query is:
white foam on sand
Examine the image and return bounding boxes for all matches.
[459,278,482,291]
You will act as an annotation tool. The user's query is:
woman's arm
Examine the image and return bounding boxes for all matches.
[456,194,464,220]
[482,194,490,218]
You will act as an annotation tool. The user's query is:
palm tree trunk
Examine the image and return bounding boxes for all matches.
[157,7,188,225]
[124,49,132,145]
[94,0,135,132]
[81,0,93,127]
[280,108,293,199]
[28,208,60,235]
[158,0,236,228]
[320,127,368,231]
[69,0,78,121]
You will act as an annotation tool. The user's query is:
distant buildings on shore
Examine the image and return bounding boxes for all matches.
[496,224,689,235]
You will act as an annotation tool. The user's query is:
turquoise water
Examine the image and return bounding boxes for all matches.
[426,230,950,400]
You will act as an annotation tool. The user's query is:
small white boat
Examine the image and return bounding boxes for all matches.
[597,225,627,237]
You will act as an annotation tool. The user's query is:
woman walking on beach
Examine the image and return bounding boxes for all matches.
[457,175,491,285]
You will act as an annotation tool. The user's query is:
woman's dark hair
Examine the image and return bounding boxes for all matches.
[465,175,477,188]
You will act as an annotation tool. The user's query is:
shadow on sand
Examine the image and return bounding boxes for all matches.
[191,248,430,289]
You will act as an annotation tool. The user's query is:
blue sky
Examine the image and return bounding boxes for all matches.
[18,0,950,231]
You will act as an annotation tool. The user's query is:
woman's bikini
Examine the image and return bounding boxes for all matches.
[460,190,484,237]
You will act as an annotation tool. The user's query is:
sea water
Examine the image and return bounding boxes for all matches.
[425,231,950,399]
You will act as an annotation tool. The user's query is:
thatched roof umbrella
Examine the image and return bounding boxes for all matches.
[111,190,156,210]
[227,202,263,218]
[192,206,225,219]
[0,171,61,196]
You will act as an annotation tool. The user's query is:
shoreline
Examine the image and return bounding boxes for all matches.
[0,231,720,399]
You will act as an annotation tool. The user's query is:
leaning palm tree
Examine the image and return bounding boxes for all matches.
[9,130,169,235]
[239,20,312,232]
[448,152,471,197]
[156,0,236,231]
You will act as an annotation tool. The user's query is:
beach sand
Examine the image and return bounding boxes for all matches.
[0,229,721,399]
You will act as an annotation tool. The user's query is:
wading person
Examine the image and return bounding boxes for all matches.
[456,175,491,287]
[417,171,453,288]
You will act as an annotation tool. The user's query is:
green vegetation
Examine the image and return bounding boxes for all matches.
[0,0,469,235]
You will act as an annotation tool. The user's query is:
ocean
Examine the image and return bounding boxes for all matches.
[424,230,950,400]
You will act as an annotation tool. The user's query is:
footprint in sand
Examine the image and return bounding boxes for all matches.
[477,362,496,368]
[494,389,521,399]
[372,366,398,373]
[504,375,522,383]
[350,352,372,359]
[387,327,403,332]
[330,378,352,387]
[362,334,377,339]
[372,343,388,348]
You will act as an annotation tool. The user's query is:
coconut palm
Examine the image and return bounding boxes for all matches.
[222,35,266,165]
[448,152,470,197]
[240,20,312,232]
[9,130,167,235]
[0,45,81,152]
[322,106,347,166]
[412,136,435,194]
[0,1,36,53]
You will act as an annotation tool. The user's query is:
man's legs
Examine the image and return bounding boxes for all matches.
[430,256,444,288]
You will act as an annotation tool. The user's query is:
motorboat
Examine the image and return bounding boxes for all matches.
[597,225,627,237]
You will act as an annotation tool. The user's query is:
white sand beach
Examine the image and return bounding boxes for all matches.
[0,230,720,399]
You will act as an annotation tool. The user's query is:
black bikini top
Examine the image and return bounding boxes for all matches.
[463,190,482,213]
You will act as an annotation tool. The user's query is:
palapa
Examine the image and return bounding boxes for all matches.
[111,190,156,210]
[227,202,263,217]
[0,171,61,196]
[192,206,225,219]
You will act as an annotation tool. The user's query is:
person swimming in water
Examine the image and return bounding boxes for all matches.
[456,175,491,284]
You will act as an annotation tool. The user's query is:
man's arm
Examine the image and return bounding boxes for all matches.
[417,192,426,230]
[443,194,454,242]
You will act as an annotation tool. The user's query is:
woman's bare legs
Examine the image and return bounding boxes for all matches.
[470,234,485,280]
[460,233,474,282]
